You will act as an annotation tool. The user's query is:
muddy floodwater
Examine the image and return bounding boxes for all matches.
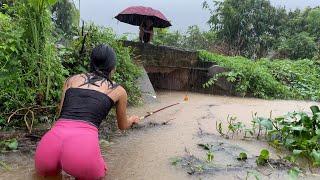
[1,91,320,180]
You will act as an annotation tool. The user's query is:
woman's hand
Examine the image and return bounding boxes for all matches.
[128,115,139,125]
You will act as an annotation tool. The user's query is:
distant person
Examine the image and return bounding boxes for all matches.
[34,44,140,179]
[139,19,154,43]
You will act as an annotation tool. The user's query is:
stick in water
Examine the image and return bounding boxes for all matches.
[139,103,180,120]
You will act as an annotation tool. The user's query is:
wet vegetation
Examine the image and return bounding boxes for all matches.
[0,0,142,132]
[1,0,320,179]
[201,51,320,101]
[214,106,320,166]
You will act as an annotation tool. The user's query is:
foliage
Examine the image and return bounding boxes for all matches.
[206,151,214,163]
[59,24,142,105]
[197,143,214,163]
[0,138,18,152]
[216,106,320,166]
[257,58,320,101]
[203,0,282,59]
[152,28,182,48]
[237,152,248,161]
[0,0,66,120]
[203,0,320,60]
[201,51,290,99]
[152,25,217,51]
[306,8,320,40]
[52,0,80,38]
[200,51,320,101]
[288,167,301,180]
[269,106,320,166]
[277,32,317,60]
[256,149,269,166]
[1,0,142,130]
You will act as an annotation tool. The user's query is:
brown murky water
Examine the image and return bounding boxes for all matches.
[1,91,320,180]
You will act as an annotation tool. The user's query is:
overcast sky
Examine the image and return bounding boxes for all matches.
[78,0,320,35]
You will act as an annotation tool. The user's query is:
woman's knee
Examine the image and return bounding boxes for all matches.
[63,159,106,180]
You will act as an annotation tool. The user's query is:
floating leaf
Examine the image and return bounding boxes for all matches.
[256,149,269,166]
[7,139,18,150]
[310,106,320,115]
[237,152,248,161]
[288,167,301,180]
[260,149,269,159]
[260,118,273,130]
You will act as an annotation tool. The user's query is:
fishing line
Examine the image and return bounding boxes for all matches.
[139,96,189,120]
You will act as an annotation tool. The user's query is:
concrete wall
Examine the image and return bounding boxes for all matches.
[121,41,236,96]
[122,41,199,67]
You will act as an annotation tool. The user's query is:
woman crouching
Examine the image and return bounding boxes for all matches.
[34,44,139,179]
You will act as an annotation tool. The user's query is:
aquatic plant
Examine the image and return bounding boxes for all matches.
[256,149,270,166]
[216,106,320,166]
[237,152,248,161]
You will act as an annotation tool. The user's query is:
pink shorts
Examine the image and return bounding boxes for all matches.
[34,119,107,180]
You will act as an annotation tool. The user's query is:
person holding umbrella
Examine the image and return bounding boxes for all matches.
[139,19,154,43]
[115,6,171,43]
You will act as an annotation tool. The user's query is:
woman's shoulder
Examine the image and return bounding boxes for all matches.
[112,83,126,93]
[64,73,88,86]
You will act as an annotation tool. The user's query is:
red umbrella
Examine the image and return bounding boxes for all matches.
[115,6,172,28]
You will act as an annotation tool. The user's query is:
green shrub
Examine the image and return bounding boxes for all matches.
[258,59,320,101]
[59,24,142,105]
[1,1,142,130]
[277,32,318,60]
[200,51,320,100]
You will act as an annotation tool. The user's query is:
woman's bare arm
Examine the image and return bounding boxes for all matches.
[58,78,70,116]
[115,87,139,130]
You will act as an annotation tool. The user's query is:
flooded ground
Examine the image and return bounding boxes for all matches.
[1,91,320,180]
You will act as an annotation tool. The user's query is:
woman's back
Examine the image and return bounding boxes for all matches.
[59,73,120,128]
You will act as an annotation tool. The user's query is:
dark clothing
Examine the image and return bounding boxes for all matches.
[59,88,114,128]
[140,24,153,43]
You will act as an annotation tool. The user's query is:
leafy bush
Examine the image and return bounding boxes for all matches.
[59,24,142,105]
[277,32,318,60]
[201,51,289,99]
[152,25,217,51]
[0,1,66,111]
[200,51,320,101]
[257,59,320,101]
[268,106,320,166]
[1,1,142,130]
[215,106,320,166]
[0,0,67,128]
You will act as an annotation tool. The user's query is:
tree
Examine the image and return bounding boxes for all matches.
[152,28,183,47]
[278,32,317,60]
[306,7,320,41]
[52,0,80,37]
[203,0,282,59]
[181,25,216,50]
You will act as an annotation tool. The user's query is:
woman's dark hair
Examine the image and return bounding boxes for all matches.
[86,44,116,87]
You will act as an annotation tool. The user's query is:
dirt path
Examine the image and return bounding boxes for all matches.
[1,91,320,180]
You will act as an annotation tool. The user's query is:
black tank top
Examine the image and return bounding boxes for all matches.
[59,88,114,128]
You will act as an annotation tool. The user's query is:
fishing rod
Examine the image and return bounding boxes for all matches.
[139,94,189,120]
